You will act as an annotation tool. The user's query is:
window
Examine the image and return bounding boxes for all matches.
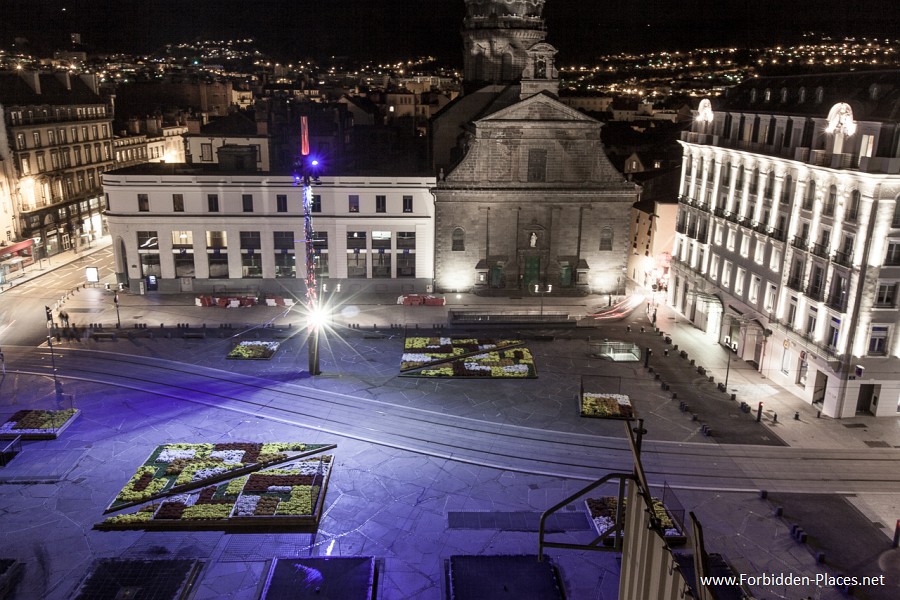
[726,229,736,251]
[201,143,213,161]
[735,268,745,296]
[173,194,184,212]
[137,193,149,212]
[739,234,749,258]
[397,232,416,277]
[36,153,46,172]
[311,194,321,213]
[806,308,818,336]
[347,231,367,278]
[372,231,392,278]
[137,231,159,249]
[721,262,732,288]
[599,228,613,251]
[32,131,41,147]
[207,194,219,212]
[452,227,465,251]
[375,195,386,213]
[19,156,30,176]
[876,283,896,307]
[787,298,798,327]
[273,231,294,250]
[47,129,55,145]
[402,195,413,213]
[780,348,791,374]
[868,326,889,355]
[749,276,760,303]
[815,87,825,104]
[240,231,261,250]
[765,284,777,311]
[826,317,840,349]
[276,194,288,213]
[823,185,836,216]
[348,195,359,212]
[74,146,82,166]
[709,254,720,280]
[803,180,815,210]
[171,231,193,247]
[846,190,860,222]
[242,194,254,212]
[15,133,26,150]
[527,149,547,182]
[886,242,900,266]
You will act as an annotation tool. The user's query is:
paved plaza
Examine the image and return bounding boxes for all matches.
[1,243,899,599]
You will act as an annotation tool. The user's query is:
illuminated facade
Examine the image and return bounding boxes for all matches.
[0,71,114,257]
[672,72,900,417]
[103,164,434,294]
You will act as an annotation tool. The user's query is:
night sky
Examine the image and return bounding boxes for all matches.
[3,1,900,65]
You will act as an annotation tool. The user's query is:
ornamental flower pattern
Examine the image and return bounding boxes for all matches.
[401,337,537,378]
[99,456,333,531]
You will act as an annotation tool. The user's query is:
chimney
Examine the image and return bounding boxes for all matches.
[145,116,161,135]
[78,73,99,95]
[186,117,202,134]
[19,71,41,94]
[55,71,72,90]
[127,117,140,134]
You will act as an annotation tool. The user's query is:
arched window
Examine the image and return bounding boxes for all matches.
[599,227,613,251]
[764,88,772,102]
[798,87,807,104]
[781,87,789,103]
[824,185,837,216]
[750,89,758,103]
[847,190,860,222]
[815,86,825,104]
[804,179,816,210]
[781,174,793,205]
[451,227,465,251]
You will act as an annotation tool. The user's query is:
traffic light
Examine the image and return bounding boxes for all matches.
[45,306,52,321]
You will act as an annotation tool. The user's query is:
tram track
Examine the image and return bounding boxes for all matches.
[9,346,900,493]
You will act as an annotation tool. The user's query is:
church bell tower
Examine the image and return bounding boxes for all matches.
[462,0,548,88]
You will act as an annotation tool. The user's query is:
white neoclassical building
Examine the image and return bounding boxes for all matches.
[672,72,900,418]
[103,158,435,295]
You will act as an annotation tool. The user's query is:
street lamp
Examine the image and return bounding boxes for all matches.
[113,292,121,329]
[47,335,62,400]
[534,283,552,316]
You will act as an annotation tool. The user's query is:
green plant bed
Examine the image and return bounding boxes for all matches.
[400,337,536,378]
[227,341,280,360]
[106,442,333,513]
[0,409,80,439]
[580,393,634,419]
[97,456,333,532]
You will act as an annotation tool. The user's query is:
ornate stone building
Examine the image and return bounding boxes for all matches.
[432,0,637,294]
[672,72,900,417]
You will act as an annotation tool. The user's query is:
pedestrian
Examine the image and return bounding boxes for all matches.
[60,311,70,327]
[652,309,657,326]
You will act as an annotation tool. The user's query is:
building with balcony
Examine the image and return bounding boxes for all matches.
[103,158,435,294]
[0,70,114,257]
[671,71,900,418]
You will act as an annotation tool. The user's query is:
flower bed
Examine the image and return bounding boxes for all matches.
[98,456,333,531]
[580,393,634,419]
[401,337,536,378]
[585,496,685,546]
[227,341,280,360]
[0,409,80,440]
[106,442,328,512]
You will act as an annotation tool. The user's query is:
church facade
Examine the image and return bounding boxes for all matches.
[432,0,637,294]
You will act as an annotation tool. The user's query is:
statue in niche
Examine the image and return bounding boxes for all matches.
[529,232,538,247]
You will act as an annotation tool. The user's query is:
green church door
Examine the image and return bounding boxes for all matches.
[560,265,573,287]
[490,265,504,288]
[524,256,540,290]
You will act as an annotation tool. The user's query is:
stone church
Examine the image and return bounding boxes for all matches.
[432,0,637,295]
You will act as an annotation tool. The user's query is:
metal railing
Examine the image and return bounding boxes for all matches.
[811,243,831,259]
[791,236,809,251]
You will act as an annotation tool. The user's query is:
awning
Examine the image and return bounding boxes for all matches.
[0,238,34,256]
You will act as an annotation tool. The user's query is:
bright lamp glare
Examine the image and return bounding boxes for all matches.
[311,159,319,167]
[307,305,327,329]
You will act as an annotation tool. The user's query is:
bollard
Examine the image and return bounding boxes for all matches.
[730,393,737,401]
[794,411,800,421]
[815,552,825,564]
[671,392,677,399]
[773,413,778,424]
[663,349,669,357]
[775,507,783,516]
[817,410,821,418]
[760,490,768,499]
[691,413,698,421]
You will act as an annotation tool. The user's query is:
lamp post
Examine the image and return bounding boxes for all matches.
[534,283,552,316]
[47,335,62,400]
[113,292,121,329]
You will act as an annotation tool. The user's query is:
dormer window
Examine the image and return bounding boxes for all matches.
[750,89,757,103]
[869,84,880,100]
[781,88,789,103]
[815,87,825,104]
[798,87,807,103]
[764,88,772,102]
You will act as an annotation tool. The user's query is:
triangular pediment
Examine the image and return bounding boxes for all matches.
[477,92,598,124]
